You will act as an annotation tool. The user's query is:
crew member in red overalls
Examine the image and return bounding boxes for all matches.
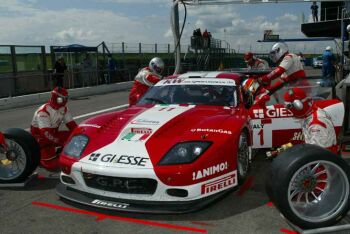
[244,52,269,70]
[259,42,310,94]
[129,57,164,106]
[30,87,77,171]
[284,87,337,153]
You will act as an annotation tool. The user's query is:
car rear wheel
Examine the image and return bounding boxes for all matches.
[266,144,350,229]
[237,131,251,184]
[0,128,40,183]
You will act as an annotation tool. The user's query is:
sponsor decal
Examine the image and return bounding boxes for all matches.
[191,128,232,135]
[158,107,176,112]
[292,132,304,141]
[91,199,129,209]
[160,78,235,86]
[122,132,150,142]
[88,153,149,167]
[201,172,237,194]
[193,162,228,180]
[253,107,293,119]
[89,153,101,161]
[130,119,160,125]
[251,124,264,129]
[266,107,293,118]
[131,128,152,134]
[162,79,184,84]
[253,109,264,118]
[79,123,101,128]
[95,177,141,190]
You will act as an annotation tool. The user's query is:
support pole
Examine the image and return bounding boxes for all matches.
[172,1,181,74]
[341,8,346,81]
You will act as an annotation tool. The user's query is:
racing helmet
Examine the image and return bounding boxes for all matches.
[270,42,288,63]
[149,57,165,76]
[326,46,332,51]
[283,87,313,118]
[242,78,260,97]
[244,52,255,66]
[50,87,69,109]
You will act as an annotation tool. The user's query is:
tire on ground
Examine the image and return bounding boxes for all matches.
[0,128,40,183]
[266,144,350,229]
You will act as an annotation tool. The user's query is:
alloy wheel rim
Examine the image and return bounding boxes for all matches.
[287,160,349,223]
[0,139,27,180]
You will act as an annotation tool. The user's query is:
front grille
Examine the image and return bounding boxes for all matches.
[82,173,157,195]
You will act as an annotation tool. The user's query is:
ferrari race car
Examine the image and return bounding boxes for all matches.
[57,72,251,213]
[56,71,346,215]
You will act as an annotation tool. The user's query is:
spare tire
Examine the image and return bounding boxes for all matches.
[0,128,40,183]
[266,144,350,229]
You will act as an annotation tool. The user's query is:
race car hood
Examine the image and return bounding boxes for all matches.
[77,104,236,169]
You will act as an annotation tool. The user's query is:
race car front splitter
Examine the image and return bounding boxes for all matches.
[56,183,234,214]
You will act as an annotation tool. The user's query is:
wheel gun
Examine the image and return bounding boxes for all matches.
[266,143,293,159]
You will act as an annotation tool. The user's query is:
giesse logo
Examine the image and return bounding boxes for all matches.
[89,153,101,161]
[88,153,149,166]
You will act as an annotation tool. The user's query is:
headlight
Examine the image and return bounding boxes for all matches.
[63,135,89,159]
[158,141,211,165]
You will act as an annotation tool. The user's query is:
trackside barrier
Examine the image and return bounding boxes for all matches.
[0,81,133,111]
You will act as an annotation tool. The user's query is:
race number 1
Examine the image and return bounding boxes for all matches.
[258,129,264,145]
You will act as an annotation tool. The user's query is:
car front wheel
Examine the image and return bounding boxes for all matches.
[237,131,251,184]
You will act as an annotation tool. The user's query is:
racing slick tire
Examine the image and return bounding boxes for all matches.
[237,130,251,185]
[0,128,40,183]
[266,144,350,229]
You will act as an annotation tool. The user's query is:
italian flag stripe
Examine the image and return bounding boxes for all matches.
[123,132,135,140]
[139,133,150,141]
[122,132,150,141]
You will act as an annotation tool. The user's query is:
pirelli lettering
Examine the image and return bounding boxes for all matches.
[91,199,129,209]
[201,172,237,195]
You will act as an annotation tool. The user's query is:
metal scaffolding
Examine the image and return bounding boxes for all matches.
[182,0,336,5]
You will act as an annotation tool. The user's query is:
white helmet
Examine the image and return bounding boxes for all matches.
[242,78,260,97]
[269,42,289,63]
[326,46,332,51]
[149,57,165,75]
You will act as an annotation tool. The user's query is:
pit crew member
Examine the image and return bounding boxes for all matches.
[284,87,337,153]
[30,87,77,171]
[244,52,269,70]
[259,42,309,93]
[129,57,165,106]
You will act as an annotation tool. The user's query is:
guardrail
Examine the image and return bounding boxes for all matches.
[0,68,133,98]
[0,81,133,111]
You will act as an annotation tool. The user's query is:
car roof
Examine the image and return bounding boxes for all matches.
[165,71,243,84]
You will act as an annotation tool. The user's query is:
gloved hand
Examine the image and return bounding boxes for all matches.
[258,75,271,86]
[254,92,270,106]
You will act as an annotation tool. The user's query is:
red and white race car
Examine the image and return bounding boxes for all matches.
[56,71,344,213]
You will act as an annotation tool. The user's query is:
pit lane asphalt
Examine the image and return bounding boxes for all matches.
[1,68,342,234]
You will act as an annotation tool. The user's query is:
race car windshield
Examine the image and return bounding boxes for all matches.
[138,85,237,107]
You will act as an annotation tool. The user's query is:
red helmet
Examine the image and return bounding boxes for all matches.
[244,52,255,65]
[49,87,69,109]
[284,87,312,118]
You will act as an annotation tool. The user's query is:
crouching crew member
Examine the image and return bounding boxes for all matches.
[283,87,337,153]
[31,87,77,171]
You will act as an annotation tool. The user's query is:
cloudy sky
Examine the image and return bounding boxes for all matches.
[0,0,328,53]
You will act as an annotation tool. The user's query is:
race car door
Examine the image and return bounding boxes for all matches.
[249,104,303,149]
